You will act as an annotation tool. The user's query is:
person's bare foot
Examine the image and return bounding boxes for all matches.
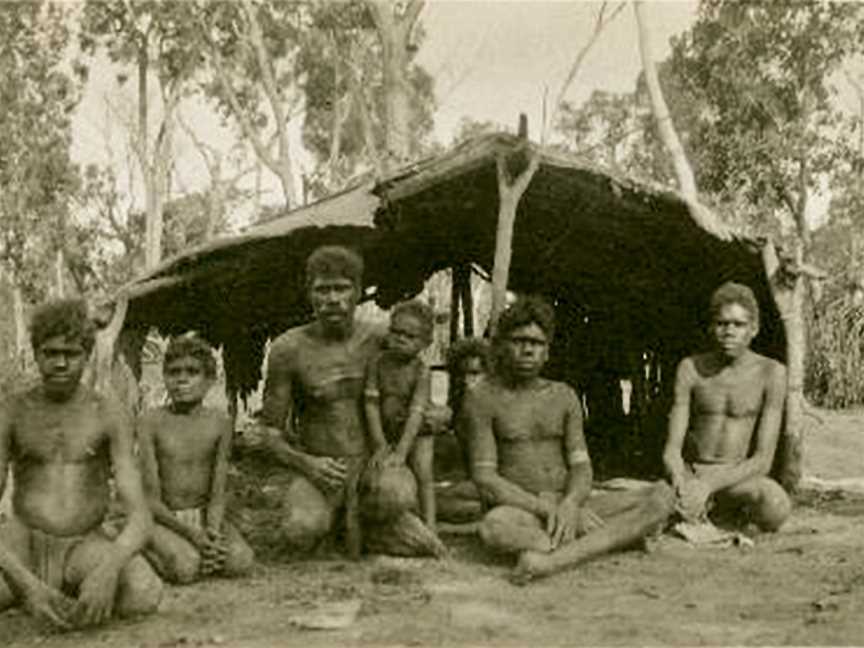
[510,550,546,586]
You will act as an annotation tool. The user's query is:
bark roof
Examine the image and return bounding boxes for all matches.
[119,133,785,396]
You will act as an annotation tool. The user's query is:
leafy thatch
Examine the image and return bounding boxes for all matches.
[118,133,785,417]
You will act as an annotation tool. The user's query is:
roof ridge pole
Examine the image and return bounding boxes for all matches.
[489,148,540,334]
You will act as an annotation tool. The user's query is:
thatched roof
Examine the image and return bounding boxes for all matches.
[119,133,784,397]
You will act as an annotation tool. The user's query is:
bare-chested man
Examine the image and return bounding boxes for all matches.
[663,281,792,531]
[262,246,383,557]
[0,299,162,630]
[138,334,254,583]
[465,297,674,583]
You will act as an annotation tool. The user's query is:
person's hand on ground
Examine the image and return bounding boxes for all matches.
[22,581,78,630]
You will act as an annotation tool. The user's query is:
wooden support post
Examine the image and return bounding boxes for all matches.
[456,264,474,338]
[489,153,540,332]
[450,265,461,344]
[226,384,239,432]
[762,241,806,492]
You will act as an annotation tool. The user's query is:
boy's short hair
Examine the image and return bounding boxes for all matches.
[164,333,217,379]
[495,295,555,344]
[30,299,96,353]
[710,281,759,325]
[305,245,364,287]
[391,299,435,340]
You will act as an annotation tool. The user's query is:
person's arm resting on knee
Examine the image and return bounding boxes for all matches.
[465,388,549,517]
[391,364,431,465]
[553,387,599,546]
[261,341,346,492]
[138,418,210,548]
[663,359,696,493]
[0,402,78,628]
[364,355,389,467]
[699,363,786,493]
[77,399,153,626]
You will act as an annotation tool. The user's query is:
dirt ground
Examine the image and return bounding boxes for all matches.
[3,410,864,647]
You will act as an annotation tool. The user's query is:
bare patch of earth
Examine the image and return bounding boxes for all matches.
[3,408,864,646]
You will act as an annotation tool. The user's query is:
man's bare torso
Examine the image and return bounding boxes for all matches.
[140,407,226,511]
[685,351,782,464]
[268,321,382,457]
[8,386,112,537]
[477,378,574,494]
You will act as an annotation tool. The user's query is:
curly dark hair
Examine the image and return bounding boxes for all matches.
[495,295,556,343]
[164,333,217,379]
[447,337,491,376]
[391,299,435,340]
[305,245,364,287]
[710,281,759,326]
[30,299,96,353]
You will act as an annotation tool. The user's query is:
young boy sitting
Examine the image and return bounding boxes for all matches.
[364,300,438,531]
[138,334,254,583]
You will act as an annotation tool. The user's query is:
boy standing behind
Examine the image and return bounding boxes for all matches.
[364,301,437,531]
[138,334,253,583]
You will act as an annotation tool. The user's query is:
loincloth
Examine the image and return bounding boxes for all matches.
[173,508,205,530]
[8,515,90,590]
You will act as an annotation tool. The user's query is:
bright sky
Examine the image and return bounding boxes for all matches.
[71,1,701,220]
[418,0,698,142]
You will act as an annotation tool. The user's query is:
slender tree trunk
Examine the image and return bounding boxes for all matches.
[634,1,696,198]
[12,281,28,371]
[54,249,65,298]
[138,41,164,270]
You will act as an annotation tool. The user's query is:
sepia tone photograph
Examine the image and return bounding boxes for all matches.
[1,0,864,645]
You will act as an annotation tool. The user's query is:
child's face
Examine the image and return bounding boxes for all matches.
[164,356,211,407]
[387,313,430,359]
[461,356,486,390]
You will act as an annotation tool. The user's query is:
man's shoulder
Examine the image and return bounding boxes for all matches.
[749,352,786,379]
[270,323,314,352]
[540,378,578,396]
[353,319,386,345]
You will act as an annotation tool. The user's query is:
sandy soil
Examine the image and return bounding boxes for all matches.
[2,411,864,647]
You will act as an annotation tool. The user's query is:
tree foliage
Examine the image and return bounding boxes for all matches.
[0,1,85,300]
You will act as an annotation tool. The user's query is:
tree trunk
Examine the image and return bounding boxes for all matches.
[450,266,461,344]
[781,274,807,491]
[138,40,164,271]
[12,281,28,372]
[368,0,423,171]
[489,154,540,331]
[634,1,696,198]
[143,172,163,270]
[762,241,807,492]
[54,249,65,298]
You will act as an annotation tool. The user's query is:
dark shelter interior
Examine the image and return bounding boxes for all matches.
[119,133,785,480]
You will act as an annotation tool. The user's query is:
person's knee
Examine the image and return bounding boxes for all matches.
[222,540,255,577]
[280,481,334,551]
[115,556,163,617]
[645,481,676,519]
[478,507,516,549]
[752,479,792,532]
[148,534,201,584]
